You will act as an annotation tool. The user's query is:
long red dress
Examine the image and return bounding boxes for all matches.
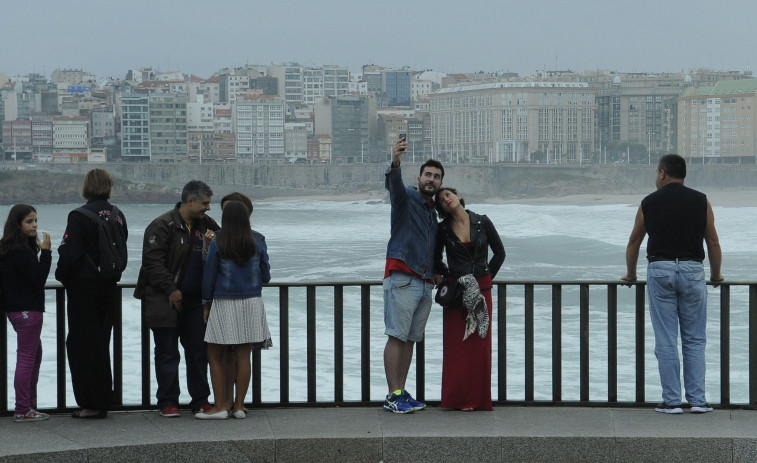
[441,272,493,411]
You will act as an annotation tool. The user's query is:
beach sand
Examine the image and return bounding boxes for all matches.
[261,189,757,208]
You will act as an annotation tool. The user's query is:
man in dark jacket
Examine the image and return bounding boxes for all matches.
[134,180,219,417]
[622,154,723,414]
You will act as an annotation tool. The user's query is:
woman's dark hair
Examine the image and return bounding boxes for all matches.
[220,192,253,217]
[217,200,256,266]
[434,187,465,220]
[0,204,39,259]
[82,168,114,200]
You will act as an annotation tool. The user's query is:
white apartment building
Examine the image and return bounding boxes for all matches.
[678,78,757,163]
[284,122,308,163]
[270,64,304,106]
[52,116,89,162]
[429,82,595,163]
[220,74,251,103]
[303,66,350,108]
[233,94,285,162]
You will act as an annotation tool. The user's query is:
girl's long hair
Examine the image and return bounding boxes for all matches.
[217,200,256,266]
[0,204,39,259]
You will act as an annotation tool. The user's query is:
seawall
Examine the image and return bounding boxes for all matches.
[32,162,757,202]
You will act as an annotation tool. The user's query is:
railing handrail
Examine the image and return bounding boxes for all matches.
[2,279,756,415]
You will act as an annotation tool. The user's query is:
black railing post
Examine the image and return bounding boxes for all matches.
[56,287,67,409]
[334,285,344,403]
[749,284,757,406]
[607,284,618,403]
[720,284,730,405]
[279,287,290,405]
[140,302,151,408]
[551,284,562,402]
[525,284,534,402]
[306,286,317,403]
[360,284,371,402]
[497,284,507,402]
[635,284,646,404]
[579,284,589,403]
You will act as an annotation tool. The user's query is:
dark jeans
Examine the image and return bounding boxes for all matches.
[65,279,115,411]
[151,296,209,409]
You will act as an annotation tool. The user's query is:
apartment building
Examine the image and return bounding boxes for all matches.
[52,116,89,162]
[314,95,376,163]
[383,70,411,107]
[187,95,214,162]
[284,122,308,163]
[233,93,285,162]
[303,66,349,108]
[678,78,757,164]
[429,82,595,163]
[120,94,150,161]
[269,63,304,107]
[219,73,251,103]
[148,93,188,162]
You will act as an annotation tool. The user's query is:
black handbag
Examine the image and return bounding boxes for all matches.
[435,278,463,308]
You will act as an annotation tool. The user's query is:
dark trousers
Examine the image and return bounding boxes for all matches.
[65,279,115,411]
[151,297,209,409]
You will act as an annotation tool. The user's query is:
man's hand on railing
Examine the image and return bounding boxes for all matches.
[710,274,724,288]
[620,274,637,287]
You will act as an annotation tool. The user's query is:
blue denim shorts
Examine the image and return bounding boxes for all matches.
[383,271,433,342]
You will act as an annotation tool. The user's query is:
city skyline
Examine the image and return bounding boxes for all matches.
[3,0,756,80]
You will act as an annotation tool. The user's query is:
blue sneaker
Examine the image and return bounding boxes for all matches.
[402,390,426,410]
[384,392,415,414]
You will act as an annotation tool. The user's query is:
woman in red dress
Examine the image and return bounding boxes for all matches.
[434,187,505,411]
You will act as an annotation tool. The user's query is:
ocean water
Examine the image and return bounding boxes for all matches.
[3,198,757,409]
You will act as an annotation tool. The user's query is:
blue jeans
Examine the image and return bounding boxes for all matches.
[383,271,433,342]
[151,297,210,409]
[647,260,708,406]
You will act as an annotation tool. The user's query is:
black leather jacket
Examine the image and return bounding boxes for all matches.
[434,210,505,280]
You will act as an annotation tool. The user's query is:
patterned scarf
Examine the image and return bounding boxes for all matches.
[458,274,489,340]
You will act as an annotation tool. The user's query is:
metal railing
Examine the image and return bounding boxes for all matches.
[2,280,756,414]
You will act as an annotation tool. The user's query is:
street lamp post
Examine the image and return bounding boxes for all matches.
[647,131,654,165]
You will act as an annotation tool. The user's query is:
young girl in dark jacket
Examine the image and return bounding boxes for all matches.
[0,204,52,422]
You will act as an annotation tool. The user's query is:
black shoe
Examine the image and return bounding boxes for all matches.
[72,409,107,419]
[690,403,713,413]
[655,402,683,414]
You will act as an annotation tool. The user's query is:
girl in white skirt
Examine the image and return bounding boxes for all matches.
[197,200,271,420]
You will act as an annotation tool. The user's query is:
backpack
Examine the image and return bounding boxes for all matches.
[76,205,128,279]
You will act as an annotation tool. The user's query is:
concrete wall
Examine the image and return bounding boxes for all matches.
[45,162,757,200]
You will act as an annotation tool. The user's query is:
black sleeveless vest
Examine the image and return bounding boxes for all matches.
[642,182,706,262]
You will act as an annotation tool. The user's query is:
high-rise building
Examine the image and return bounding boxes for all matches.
[315,95,374,163]
[120,94,150,161]
[678,78,757,164]
[234,93,285,162]
[148,93,188,162]
[383,70,411,107]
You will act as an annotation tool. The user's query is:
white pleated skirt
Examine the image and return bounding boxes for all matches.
[204,297,272,349]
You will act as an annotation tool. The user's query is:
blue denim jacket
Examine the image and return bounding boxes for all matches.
[384,165,438,278]
[201,231,270,303]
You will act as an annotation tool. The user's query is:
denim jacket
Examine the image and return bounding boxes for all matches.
[384,165,438,278]
[201,231,270,304]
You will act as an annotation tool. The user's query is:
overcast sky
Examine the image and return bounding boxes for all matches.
[3,0,755,79]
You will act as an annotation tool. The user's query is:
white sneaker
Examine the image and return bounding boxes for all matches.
[690,403,713,413]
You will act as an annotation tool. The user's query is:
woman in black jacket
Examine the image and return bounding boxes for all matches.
[433,187,505,411]
[0,204,52,422]
[55,168,128,419]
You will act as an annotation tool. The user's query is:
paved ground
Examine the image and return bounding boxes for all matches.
[1,405,757,462]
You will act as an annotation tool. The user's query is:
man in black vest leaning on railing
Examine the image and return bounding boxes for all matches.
[622,154,723,414]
